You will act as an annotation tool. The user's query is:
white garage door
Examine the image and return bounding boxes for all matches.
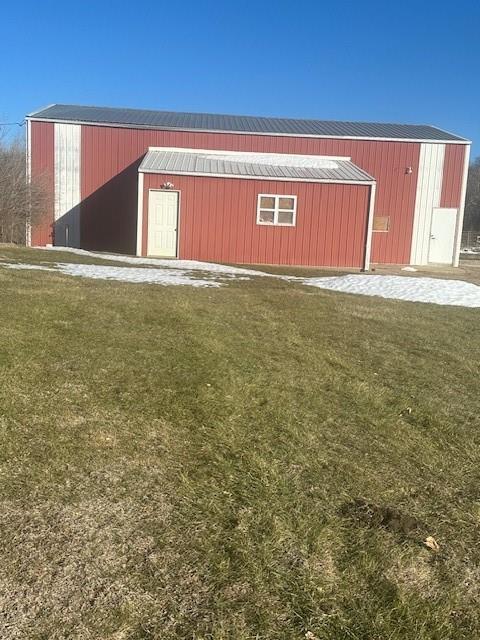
[428,208,457,264]
[147,190,178,257]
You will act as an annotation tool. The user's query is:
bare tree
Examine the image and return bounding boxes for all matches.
[0,128,47,245]
[464,156,480,231]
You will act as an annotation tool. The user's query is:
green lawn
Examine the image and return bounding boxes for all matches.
[0,247,480,639]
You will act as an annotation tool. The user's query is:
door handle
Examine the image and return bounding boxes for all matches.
[430,235,435,239]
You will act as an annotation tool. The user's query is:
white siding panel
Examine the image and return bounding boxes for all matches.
[136,172,144,256]
[54,123,81,247]
[26,119,32,246]
[410,143,445,265]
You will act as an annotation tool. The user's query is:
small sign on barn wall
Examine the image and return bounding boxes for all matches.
[373,216,390,232]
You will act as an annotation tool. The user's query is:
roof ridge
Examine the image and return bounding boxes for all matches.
[26,104,470,143]
[30,103,441,129]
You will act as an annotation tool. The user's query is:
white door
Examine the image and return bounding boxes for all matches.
[54,204,80,248]
[428,208,457,264]
[147,190,178,257]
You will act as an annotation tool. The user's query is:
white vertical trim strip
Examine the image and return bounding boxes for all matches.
[136,172,144,256]
[363,183,376,270]
[26,119,32,246]
[410,144,426,264]
[54,123,81,220]
[54,123,81,247]
[453,144,471,267]
[409,143,445,265]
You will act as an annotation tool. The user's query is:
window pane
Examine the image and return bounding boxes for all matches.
[278,210,294,225]
[278,197,295,210]
[259,210,275,224]
[260,196,275,209]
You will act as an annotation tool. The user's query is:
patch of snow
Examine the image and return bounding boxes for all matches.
[199,152,341,169]
[401,266,417,272]
[3,262,222,287]
[4,263,57,272]
[302,274,480,308]
[42,246,271,277]
[58,264,223,287]
[9,249,480,308]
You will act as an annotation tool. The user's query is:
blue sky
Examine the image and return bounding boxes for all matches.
[1,0,479,155]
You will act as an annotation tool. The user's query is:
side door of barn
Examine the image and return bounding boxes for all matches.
[428,208,457,264]
[147,190,179,257]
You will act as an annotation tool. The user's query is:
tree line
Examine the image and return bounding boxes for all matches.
[465,157,480,231]
[0,128,46,244]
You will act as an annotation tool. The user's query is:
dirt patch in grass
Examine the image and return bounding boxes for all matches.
[340,498,426,541]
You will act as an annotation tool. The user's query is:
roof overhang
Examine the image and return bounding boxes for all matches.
[26,104,471,145]
[25,115,471,145]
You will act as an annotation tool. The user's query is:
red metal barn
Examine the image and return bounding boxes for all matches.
[26,105,470,268]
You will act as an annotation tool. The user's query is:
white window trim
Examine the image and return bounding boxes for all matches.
[256,194,297,227]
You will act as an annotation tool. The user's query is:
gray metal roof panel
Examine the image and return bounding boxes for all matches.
[138,149,375,183]
[27,104,468,142]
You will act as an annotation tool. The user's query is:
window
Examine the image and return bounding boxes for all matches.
[257,194,297,226]
[373,216,390,232]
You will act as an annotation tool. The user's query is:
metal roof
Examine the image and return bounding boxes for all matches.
[138,148,376,183]
[27,104,468,142]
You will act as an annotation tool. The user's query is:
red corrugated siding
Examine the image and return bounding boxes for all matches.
[30,121,54,246]
[141,174,371,267]
[80,125,421,263]
[441,144,466,208]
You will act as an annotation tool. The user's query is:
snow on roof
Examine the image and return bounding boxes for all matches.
[138,148,375,183]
